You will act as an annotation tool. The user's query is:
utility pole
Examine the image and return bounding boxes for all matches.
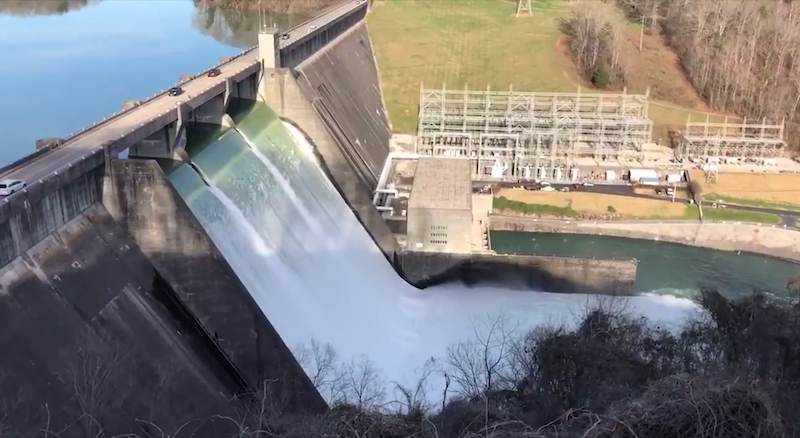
[516,0,532,17]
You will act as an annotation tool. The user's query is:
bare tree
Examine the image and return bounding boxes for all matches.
[59,331,133,437]
[392,357,442,416]
[338,356,387,411]
[445,314,519,399]
[295,338,340,398]
[564,0,627,88]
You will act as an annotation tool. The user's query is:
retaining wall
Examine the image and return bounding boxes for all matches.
[491,215,800,263]
[0,169,100,269]
[395,250,638,295]
[293,21,392,189]
[260,71,400,262]
[0,205,238,436]
[105,159,327,413]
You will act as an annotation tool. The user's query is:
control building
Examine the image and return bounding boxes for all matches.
[406,158,472,253]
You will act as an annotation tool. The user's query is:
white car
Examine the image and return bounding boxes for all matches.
[0,179,26,196]
[582,182,595,187]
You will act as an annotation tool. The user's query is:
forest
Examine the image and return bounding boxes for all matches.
[2,287,799,438]
[0,0,95,15]
[192,0,339,14]
[565,0,800,148]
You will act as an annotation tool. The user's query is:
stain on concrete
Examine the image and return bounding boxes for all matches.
[294,22,391,189]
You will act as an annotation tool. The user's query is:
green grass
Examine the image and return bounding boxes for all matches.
[704,193,800,212]
[689,205,782,224]
[368,0,574,133]
[495,195,781,224]
[367,0,732,137]
[493,196,579,217]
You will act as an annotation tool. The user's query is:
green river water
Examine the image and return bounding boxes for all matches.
[491,231,799,300]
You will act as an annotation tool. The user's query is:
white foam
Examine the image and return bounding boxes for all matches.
[186,122,699,406]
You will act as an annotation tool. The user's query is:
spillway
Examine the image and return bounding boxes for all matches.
[169,104,698,402]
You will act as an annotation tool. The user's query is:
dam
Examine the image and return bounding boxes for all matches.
[0,0,660,434]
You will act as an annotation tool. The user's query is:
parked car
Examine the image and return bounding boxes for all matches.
[207,68,221,77]
[582,181,595,187]
[281,33,291,40]
[0,179,26,196]
[168,87,184,97]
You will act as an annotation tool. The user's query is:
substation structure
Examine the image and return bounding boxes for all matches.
[415,84,654,179]
[675,116,786,162]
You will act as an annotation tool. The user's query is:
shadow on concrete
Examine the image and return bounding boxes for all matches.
[0,206,243,437]
[395,251,638,296]
[106,158,327,414]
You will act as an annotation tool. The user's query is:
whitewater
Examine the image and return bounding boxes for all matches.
[170,112,699,405]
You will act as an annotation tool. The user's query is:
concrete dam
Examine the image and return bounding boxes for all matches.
[0,0,639,434]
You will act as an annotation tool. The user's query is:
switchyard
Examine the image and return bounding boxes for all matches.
[415,84,654,179]
[675,116,786,162]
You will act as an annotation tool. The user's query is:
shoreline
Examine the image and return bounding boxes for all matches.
[489,214,800,265]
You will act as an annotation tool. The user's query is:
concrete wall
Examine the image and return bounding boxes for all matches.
[280,1,368,69]
[0,169,100,268]
[293,22,392,189]
[0,204,241,436]
[491,215,800,263]
[395,250,638,296]
[407,208,472,253]
[105,159,327,413]
[260,69,400,263]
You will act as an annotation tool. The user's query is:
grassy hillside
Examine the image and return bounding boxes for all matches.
[367,0,730,141]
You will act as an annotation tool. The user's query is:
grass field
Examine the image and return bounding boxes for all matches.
[496,189,689,219]
[367,0,730,138]
[495,188,783,223]
[689,170,800,211]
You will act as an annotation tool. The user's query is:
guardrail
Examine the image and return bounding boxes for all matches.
[0,0,359,179]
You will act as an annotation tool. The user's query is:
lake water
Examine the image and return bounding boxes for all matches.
[492,231,799,300]
[0,0,310,166]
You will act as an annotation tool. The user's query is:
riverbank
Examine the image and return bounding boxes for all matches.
[490,214,800,264]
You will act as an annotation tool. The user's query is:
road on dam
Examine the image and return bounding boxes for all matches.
[0,0,364,187]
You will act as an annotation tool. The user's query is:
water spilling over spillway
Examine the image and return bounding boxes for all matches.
[168,102,698,400]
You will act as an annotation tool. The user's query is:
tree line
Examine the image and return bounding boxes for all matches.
[192,0,340,14]
[564,0,800,148]
[2,285,799,438]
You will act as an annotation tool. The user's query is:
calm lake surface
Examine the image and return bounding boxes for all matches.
[492,231,799,299]
[0,0,310,166]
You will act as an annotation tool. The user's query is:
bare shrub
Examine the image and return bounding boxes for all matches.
[585,374,784,438]
[445,313,519,399]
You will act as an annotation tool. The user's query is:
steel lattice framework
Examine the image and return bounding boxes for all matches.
[675,116,786,161]
[415,84,654,178]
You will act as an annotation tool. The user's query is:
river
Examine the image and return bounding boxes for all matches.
[0,0,312,166]
[492,231,799,300]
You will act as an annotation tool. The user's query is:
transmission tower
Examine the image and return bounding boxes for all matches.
[704,164,719,185]
[516,0,532,17]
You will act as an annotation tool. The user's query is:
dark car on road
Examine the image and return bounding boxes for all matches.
[208,68,221,77]
[281,33,290,40]
[168,86,184,97]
